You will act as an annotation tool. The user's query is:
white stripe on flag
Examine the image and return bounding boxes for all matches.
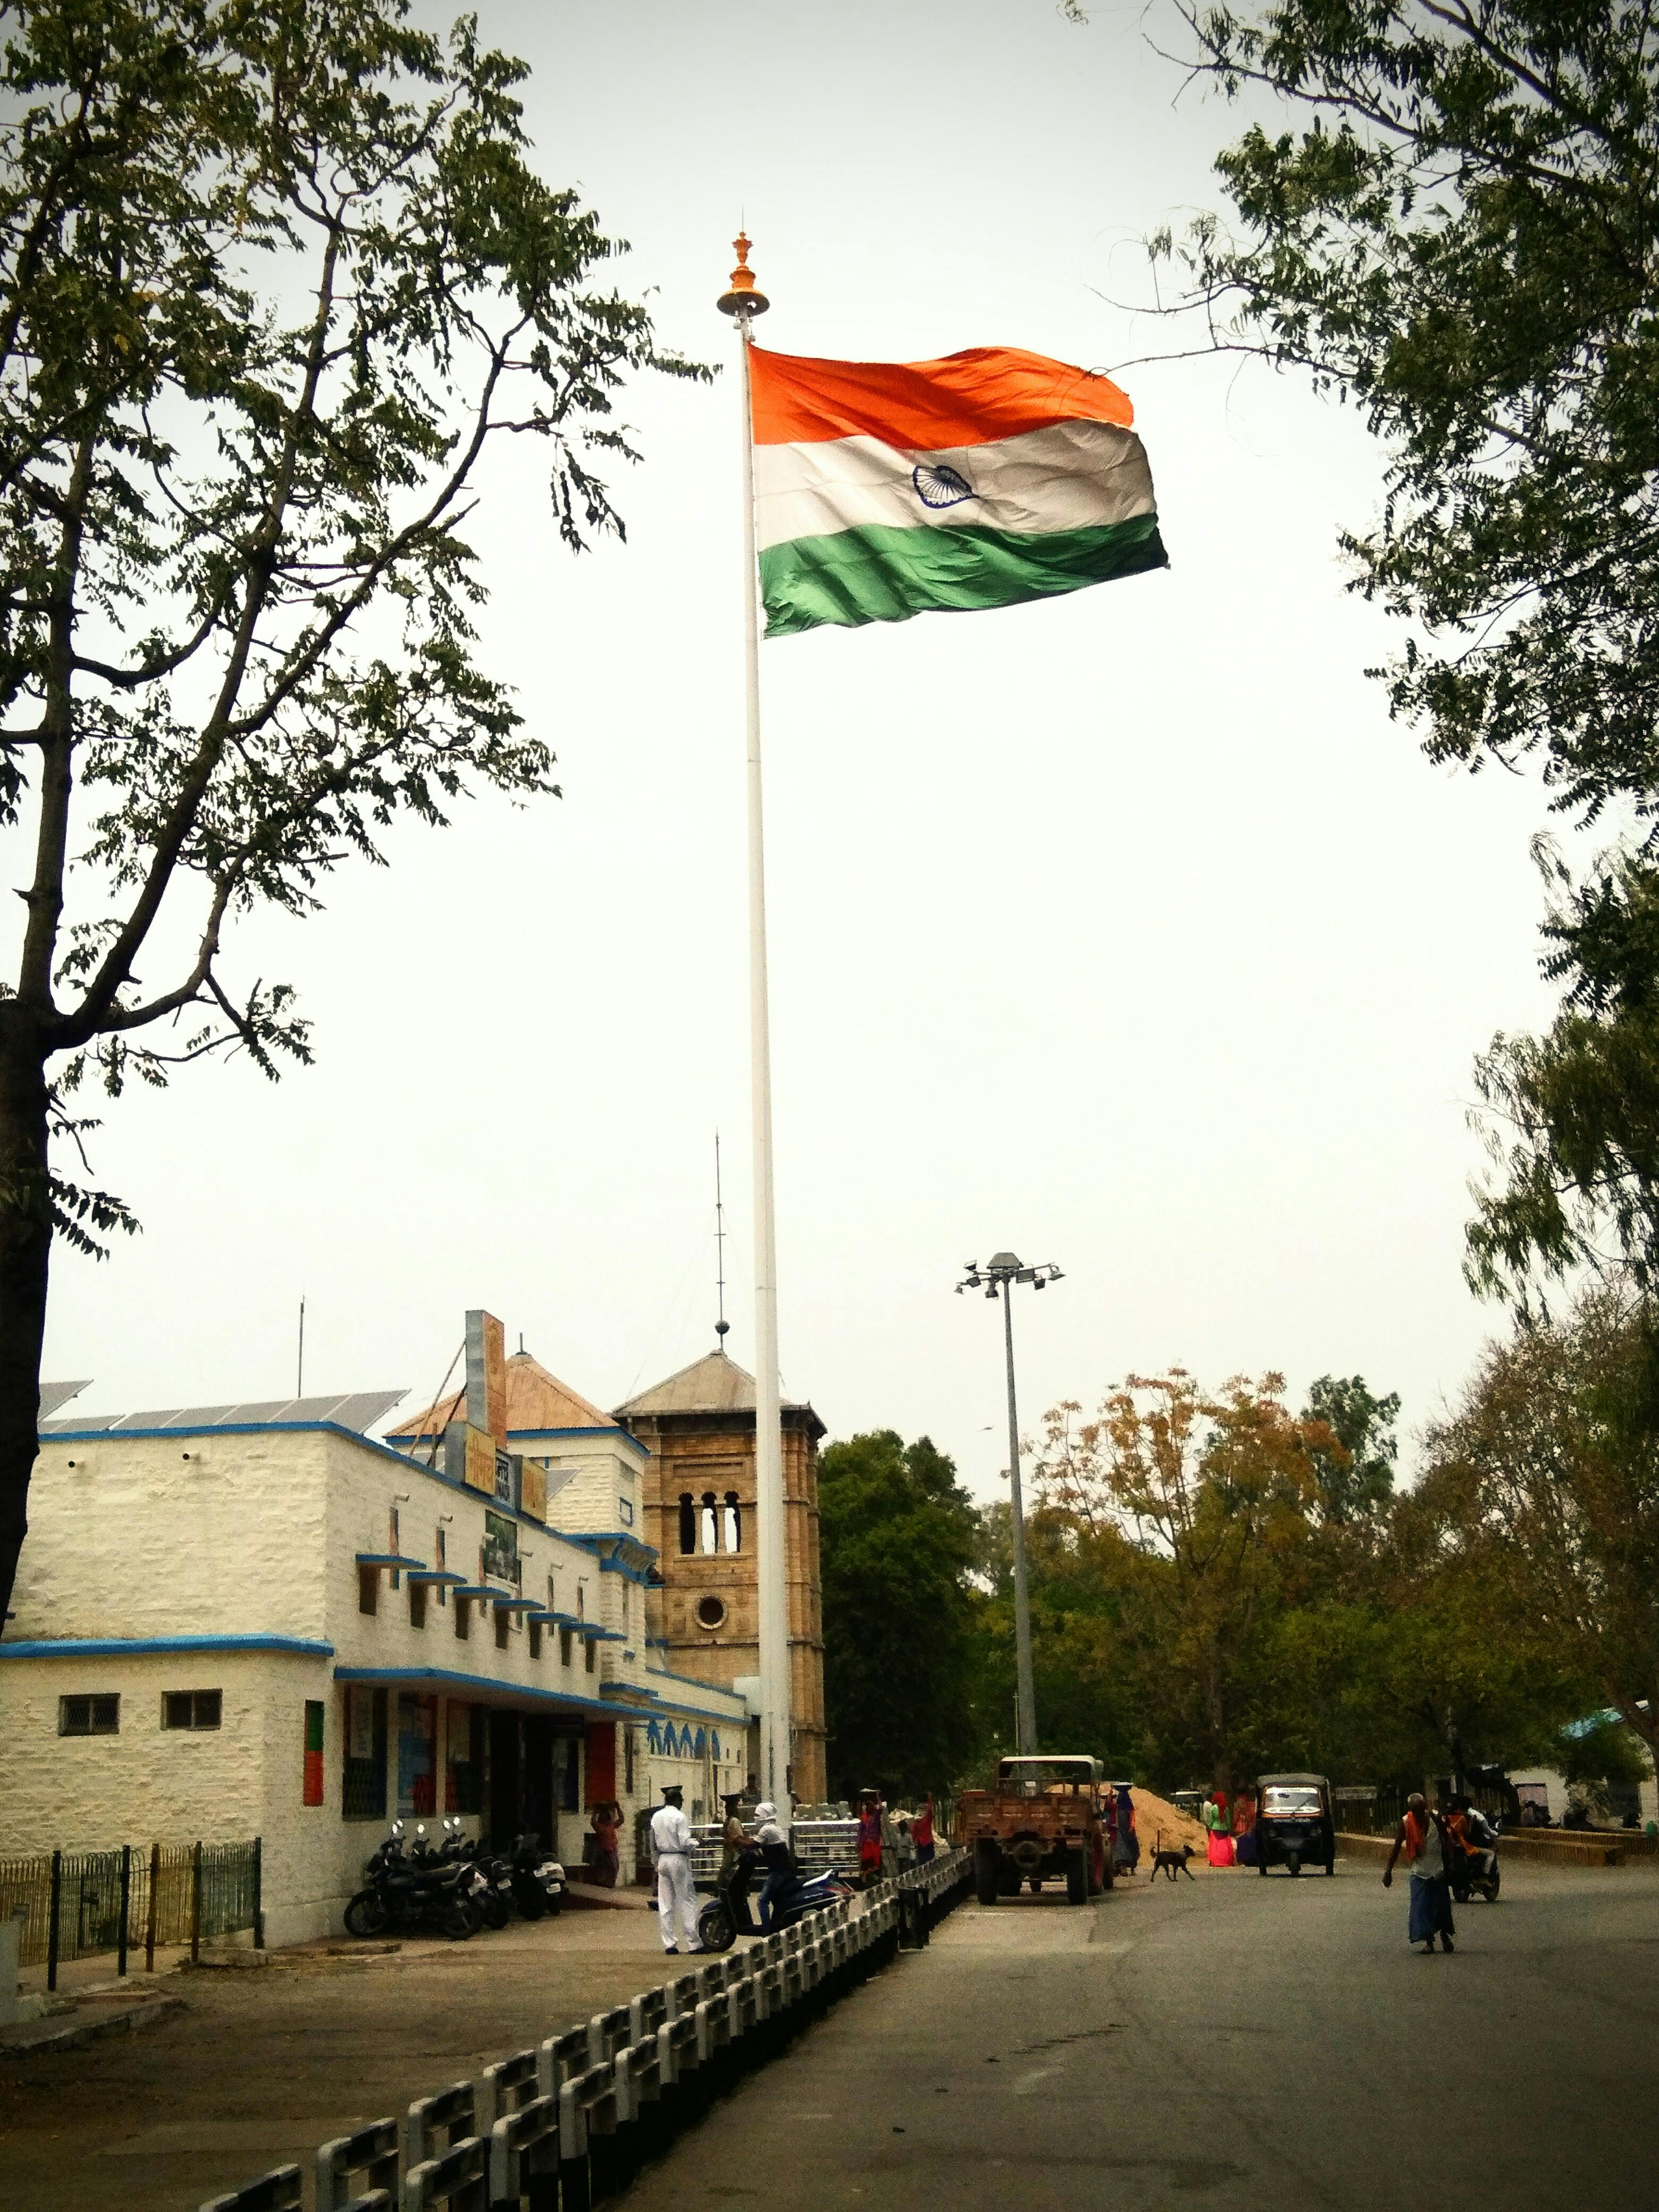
[753,418,1155,551]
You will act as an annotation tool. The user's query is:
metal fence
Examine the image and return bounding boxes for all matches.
[0,1838,262,1987]
[1335,1781,1511,1836]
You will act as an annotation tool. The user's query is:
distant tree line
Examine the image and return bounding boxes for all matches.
[818,1312,1654,1806]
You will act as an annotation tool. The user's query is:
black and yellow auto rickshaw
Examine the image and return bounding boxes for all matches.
[1254,1773,1335,1876]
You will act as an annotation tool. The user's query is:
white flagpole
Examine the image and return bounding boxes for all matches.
[718,234,791,1825]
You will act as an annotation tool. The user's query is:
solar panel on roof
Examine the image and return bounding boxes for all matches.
[38,1380,92,1420]
[40,1390,407,1438]
[325,1390,409,1432]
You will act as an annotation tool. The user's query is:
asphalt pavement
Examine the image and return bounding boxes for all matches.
[624,1855,1659,2210]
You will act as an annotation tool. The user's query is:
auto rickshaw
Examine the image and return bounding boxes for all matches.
[1254,1773,1335,1876]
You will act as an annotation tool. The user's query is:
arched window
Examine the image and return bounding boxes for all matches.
[700,1493,718,1555]
[722,1491,741,1553]
[678,1493,696,1555]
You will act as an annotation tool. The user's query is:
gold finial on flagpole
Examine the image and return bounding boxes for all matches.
[717,230,769,318]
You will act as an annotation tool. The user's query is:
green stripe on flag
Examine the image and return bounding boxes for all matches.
[759,513,1167,638]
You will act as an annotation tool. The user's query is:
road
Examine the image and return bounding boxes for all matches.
[625,1856,1659,2210]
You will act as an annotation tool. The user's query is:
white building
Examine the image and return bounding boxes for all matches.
[0,1329,751,1945]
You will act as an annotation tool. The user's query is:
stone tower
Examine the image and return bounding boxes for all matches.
[615,1351,827,1805]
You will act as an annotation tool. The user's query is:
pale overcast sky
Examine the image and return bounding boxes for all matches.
[27,0,1573,1498]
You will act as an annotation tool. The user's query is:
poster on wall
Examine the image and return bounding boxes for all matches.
[482,1511,520,1586]
[398,1691,437,1816]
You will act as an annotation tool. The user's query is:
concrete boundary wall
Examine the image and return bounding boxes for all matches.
[1338,1829,1632,1868]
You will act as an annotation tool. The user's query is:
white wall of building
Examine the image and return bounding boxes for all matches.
[1,1418,749,1943]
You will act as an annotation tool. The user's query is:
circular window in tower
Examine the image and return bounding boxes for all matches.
[696,1595,726,1630]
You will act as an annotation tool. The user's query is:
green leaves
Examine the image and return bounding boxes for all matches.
[0,0,706,1107]
[818,1430,985,1799]
[1158,0,1659,828]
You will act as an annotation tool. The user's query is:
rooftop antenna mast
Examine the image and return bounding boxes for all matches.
[714,1131,730,1345]
[296,1295,305,1399]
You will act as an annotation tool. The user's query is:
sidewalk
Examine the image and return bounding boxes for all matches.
[0,1896,690,2212]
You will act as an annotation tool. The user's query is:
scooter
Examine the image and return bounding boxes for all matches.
[430,1819,514,1929]
[696,1848,853,1953]
[508,1833,567,1920]
[1449,1812,1502,1904]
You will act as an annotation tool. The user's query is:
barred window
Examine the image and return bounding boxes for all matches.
[162,1690,221,1731]
[59,1694,119,1736]
[343,1684,388,1821]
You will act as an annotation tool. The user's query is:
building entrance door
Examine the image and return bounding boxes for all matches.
[523,1716,555,1849]
[488,1710,522,1842]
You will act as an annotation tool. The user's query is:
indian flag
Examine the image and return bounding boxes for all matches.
[751,343,1167,638]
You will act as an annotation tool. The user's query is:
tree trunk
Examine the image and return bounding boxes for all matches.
[0,1004,51,1629]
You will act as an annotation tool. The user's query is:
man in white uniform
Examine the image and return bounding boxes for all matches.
[651,1783,703,1955]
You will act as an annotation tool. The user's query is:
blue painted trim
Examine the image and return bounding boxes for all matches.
[392,1423,650,1462]
[0,1633,333,1660]
[330,1664,732,1730]
[356,1553,427,1570]
[451,1585,509,1602]
[333,1665,614,1717]
[510,1425,651,1461]
[407,1570,466,1587]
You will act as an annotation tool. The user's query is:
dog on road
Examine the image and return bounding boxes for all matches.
[1149,1838,1197,1882]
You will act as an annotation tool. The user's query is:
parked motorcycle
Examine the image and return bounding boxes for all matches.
[343,1821,480,1940]
[508,1833,567,1920]
[696,1848,853,1953]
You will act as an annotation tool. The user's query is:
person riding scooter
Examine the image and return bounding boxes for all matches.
[753,1800,797,1932]
[1445,1795,1502,1901]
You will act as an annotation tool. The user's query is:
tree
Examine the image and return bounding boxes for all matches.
[817,1430,984,1800]
[1301,1373,1399,1523]
[1143,0,1659,828]
[1468,848,1659,1308]
[1415,1290,1659,1775]
[971,1496,1157,1774]
[1034,1370,1335,1790]
[0,1,700,1618]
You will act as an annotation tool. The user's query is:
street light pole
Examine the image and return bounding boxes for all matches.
[957,1251,1063,1758]
[1001,1275,1037,1755]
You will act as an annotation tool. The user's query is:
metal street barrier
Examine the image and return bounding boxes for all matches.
[405,2084,476,2173]
[401,2136,487,2212]
[477,2050,539,2135]
[317,2120,399,2212]
[191,1849,971,2212]
[557,2063,618,2212]
[198,2166,303,2212]
[486,2093,558,2212]
[585,2004,631,2069]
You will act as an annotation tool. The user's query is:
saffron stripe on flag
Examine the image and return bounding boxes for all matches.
[750,345,1135,448]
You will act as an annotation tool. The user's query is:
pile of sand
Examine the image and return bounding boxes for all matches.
[1127,1787,1210,1858]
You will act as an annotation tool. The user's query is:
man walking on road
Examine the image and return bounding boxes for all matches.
[651,1783,703,1955]
[1383,1792,1456,1954]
